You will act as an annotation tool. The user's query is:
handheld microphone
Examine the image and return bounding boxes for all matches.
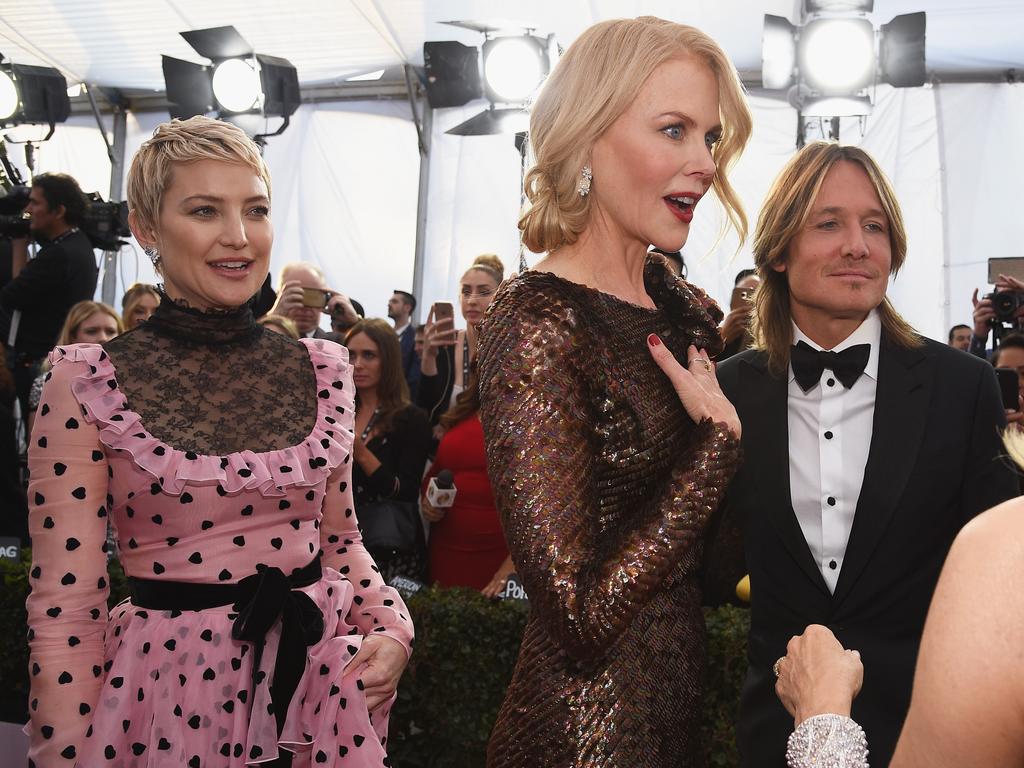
[426,469,457,508]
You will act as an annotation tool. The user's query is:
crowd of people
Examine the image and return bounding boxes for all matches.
[4,13,1024,768]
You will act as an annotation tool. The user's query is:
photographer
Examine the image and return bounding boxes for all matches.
[269,260,360,342]
[0,173,97,417]
[717,268,760,361]
[969,273,1024,360]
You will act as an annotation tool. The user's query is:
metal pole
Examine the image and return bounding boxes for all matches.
[101,107,127,307]
[410,102,432,325]
[932,81,953,335]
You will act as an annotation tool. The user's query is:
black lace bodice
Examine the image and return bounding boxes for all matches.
[102,294,318,455]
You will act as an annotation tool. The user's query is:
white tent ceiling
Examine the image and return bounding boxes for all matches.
[2,0,1022,92]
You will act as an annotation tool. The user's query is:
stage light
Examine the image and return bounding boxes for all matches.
[423,41,482,108]
[801,95,873,117]
[482,36,547,104]
[805,0,873,11]
[762,15,798,90]
[799,18,876,93]
[0,58,72,137]
[161,26,299,139]
[0,71,16,120]
[881,12,927,87]
[211,58,261,113]
[761,8,926,128]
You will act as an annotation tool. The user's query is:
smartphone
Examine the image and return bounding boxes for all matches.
[301,287,330,309]
[431,301,454,323]
[995,367,1019,411]
[988,257,1024,284]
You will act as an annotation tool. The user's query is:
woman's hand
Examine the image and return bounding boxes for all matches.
[347,635,409,713]
[421,494,446,523]
[774,624,863,726]
[481,556,516,599]
[421,309,457,364]
[647,337,741,439]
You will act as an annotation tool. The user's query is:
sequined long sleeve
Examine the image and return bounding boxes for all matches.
[478,287,741,661]
[787,715,870,767]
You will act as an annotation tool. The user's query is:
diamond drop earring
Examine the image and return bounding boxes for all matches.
[578,165,593,197]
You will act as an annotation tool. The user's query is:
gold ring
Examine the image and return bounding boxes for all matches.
[773,657,785,678]
[688,358,712,372]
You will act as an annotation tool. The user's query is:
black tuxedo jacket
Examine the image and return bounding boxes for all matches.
[399,323,421,398]
[712,335,1018,768]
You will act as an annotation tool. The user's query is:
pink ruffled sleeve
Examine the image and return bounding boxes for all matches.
[25,346,111,765]
[315,352,414,658]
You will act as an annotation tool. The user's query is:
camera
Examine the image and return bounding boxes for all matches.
[985,290,1024,325]
[80,194,130,251]
[0,184,30,239]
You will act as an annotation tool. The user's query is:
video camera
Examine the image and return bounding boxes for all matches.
[0,139,130,251]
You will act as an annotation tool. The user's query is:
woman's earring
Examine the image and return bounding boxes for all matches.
[578,165,592,197]
[144,247,161,269]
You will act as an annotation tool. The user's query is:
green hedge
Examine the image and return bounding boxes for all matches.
[0,555,749,766]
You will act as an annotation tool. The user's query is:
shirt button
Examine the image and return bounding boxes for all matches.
[827,496,836,506]
[829,560,838,570]
[826,378,836,387]
[824,430,834,440]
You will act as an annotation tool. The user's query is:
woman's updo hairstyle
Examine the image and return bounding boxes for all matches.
[519,16,752,254]
[463,253,505,285]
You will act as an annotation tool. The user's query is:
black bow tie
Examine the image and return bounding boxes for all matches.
[791,340,871,392]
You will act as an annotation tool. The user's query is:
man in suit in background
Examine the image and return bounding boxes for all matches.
[389,289,420,398]
[711,142,1018,767]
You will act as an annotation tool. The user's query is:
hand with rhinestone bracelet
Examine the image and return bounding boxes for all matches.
[774,625,869,768]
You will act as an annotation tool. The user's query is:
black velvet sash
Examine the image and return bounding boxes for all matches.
[129,559,325,765]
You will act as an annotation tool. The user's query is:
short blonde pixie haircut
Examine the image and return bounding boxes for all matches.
[126,116,271,230]
[751,141,921,375]
[519,16,753,255]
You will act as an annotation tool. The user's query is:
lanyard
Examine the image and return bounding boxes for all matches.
[360,407,381,441]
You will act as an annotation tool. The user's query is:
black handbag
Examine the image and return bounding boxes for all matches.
[357,499,425,553]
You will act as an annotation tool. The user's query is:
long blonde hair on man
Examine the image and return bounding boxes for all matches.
[751,142,922,376]
[518,16,752,255]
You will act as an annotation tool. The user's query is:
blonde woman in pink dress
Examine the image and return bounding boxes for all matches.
[25,116,413,767]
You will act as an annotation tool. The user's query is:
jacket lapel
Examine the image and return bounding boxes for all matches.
[832,338,932,606]
[738,354,831,596]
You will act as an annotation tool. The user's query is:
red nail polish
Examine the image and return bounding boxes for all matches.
[647,334,661,347]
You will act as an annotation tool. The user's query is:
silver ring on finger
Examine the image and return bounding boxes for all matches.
[688,357,712,373]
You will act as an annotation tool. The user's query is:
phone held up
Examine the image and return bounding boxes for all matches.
[301,287,331,309]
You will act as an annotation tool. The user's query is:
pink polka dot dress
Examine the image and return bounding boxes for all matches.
[25,299,414,768]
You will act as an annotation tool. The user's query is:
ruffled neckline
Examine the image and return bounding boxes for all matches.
[47,338,354,498]
[145,291,261,347]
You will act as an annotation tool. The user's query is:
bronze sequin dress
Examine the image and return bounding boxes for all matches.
[477,257,741,767]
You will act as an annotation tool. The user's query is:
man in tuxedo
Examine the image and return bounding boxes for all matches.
[388,289,420,397]
[712,143,1018,767]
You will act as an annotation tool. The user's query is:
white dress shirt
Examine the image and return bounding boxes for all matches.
[788,309,881,593]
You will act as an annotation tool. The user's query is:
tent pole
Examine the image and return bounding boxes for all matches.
[410,102,432,325]
[932,80,953,336]
[100,107,127,307]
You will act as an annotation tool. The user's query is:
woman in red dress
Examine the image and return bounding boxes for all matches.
[422,367,512,595]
